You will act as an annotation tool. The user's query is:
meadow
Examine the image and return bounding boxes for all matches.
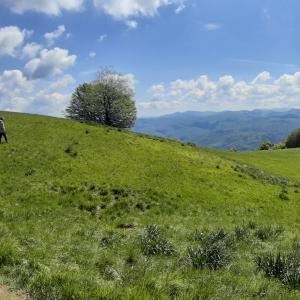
[1,112,300,299]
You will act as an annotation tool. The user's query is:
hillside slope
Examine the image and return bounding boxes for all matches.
[214,148,300,182]
[1,112,300,299]
[134,109,300,151]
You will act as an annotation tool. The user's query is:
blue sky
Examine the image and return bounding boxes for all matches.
[0,0,300,117]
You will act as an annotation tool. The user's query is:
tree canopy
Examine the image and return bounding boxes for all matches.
[286,128,300,148]
[66,69,137,128]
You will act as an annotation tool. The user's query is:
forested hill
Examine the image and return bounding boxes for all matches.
[134,109,300,151]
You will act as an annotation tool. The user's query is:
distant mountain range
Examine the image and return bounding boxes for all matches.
[133,109,300,151]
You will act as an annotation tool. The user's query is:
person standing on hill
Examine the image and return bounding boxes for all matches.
[0,117,8,143]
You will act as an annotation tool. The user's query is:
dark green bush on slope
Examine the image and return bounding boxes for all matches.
[187,229,233,270]
[286,128,300,148]
[259,141,275,151]
[257,252,300,289]
[140,225,175,256]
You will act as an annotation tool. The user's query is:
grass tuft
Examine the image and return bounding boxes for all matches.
[256,252,300,289]
[139,225,175,256]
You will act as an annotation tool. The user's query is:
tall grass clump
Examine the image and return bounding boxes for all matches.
[234,224,251,240]
[255,225,284,241]
[256,252,300,289]
[187,228,234,270]
[139,225,175,256]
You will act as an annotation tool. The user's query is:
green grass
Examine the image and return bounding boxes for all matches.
[214,149,300,181]
[1,112,300,299]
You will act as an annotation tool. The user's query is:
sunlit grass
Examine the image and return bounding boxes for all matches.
[0,111,300,299]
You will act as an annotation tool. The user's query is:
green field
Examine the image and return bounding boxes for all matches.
[1,112,300,299]
[213,149,300,182]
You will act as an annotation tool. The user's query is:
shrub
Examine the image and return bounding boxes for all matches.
[139,225,175,256]
[259,141,274,151]
[286,128,300,148]
[234,224,251,240]
[25,168,35,176]
[193,228,233,246]
[186,142,198,148]
[188,228,233,270]
[0,242,18,267]
[64,144,78,157]
[256,252,300,289]
[247,221,257,230]
[273,142,286,150]
[259,141,286,151]
[187,240,231,270]
[100,231,122,248]
[255,225,284,241]
[279,188,289,201]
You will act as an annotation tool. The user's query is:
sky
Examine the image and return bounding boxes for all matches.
[0,0,300,117]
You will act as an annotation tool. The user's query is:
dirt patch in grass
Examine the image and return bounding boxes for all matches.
[0,286,28,300]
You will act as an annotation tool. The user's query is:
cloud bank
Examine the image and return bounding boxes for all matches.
[93,0,186,19]
[0,0,84,15]
[139,71,300,116]
[24,48,77,79]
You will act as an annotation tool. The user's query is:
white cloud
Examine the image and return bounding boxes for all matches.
[0,0,84,15]
[0,69,74,115]
[44,25,66,46]
[175,3,185,14]
[0,69,32,93]
[22,42,42,58]
[29,90,71,116]
[48,74,75,90]
[149,84,165,97]
[93,0,186,20]
[140,71,300,116]
[89,51,96,58]
[252,71,271,84]
[24,47,77,79]
[0,69,33,111]
[0,26,29,57]
[126,20,138,29]
[98,34,107,42]
[203,23,222,31]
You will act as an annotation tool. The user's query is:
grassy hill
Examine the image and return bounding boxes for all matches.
[215,149,300,182]
[1,112,300,299]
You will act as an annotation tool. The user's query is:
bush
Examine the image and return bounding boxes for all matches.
[255,225,284,241]
[139,225,175,256]
[286,128,300,148]
[259,140,287,151]
[279,187,289,201]
[193,228,233,246]
[64,144,78,157]
[187,241,231,270]
[259,141,274,151]
[256,252,300,289]
[187,228,233,270]
[234,224,251,240]
[0,242,19,267]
